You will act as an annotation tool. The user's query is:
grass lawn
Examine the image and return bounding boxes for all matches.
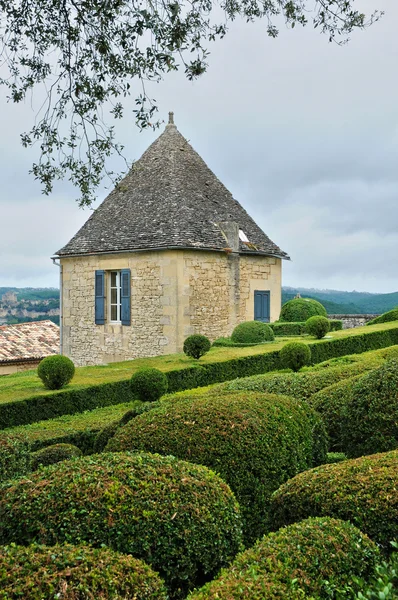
[0,321,397,406]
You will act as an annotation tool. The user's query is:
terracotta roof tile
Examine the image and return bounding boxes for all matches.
[0,321,59,364]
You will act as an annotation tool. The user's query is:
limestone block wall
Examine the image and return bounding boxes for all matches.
[61,249,282,366]
[327,314,380,329]
[0,359,41,376]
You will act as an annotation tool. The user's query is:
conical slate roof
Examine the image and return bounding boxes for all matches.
[56,115,289,259]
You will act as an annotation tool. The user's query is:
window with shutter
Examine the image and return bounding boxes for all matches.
[95,270,105,325]
[95,269,131,325]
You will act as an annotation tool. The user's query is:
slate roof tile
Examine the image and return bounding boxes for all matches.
[0,321,59,364]
[56,116,289,259]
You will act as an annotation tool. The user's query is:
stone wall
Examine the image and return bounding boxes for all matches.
[328,314,380,329]
[0,359,41,376]
[61,249,282,366]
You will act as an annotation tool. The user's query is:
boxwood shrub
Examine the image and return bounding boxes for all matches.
[0,434,30,483]
[106,391,327,544]
[183,334,211,359]
[311,375,363,452]
[31,443,82,470]
[270,319,342,336]
[280,298,327,322]
[344,360,398,458]
[37,355,75,390]
[188,517,379,600]
[0,543,168,600]
[279,342,311,372]
[270,449,398,551]
[130,368,168,401]
[367,308,398,326]
[231,321,275,344]
[0,452,243,599]
[305,315,331,339]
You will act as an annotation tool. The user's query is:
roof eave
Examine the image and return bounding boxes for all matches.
[53,245,289,260]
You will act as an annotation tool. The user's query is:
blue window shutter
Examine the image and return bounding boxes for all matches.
[254,291,270,323]
[121,269,131,326]
[95,270,105,325]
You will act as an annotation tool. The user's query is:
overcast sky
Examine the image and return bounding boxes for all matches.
[0,0,396,293]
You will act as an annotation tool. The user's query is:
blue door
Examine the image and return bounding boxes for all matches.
[254,291,270,323]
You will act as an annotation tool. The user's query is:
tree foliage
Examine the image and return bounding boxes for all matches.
[0,1,381,205]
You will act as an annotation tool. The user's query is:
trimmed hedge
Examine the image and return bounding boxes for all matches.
[311,375,363,452]
[279,342,311,371]
[107,391,326,544]
[0,543,168,600]
[130,368,168,401]
[0,452,243,599]
[0,434,30,483]
[38,355,75,390]
[2,324,398,430]
[231,321,275,344]
[367,308,398,326]
[344,359,398,458]
[305,315,331,339]
[270,449,398,550]
[280,298,327,322]
[271,319,342,336]
[183,334,211,359]
[188,517,379,600]
[31,443,83,470]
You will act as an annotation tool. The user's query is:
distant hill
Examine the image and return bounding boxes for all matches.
[0,287,59,326]
[283,287,398,315]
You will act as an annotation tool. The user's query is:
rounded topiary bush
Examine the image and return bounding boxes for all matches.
[106,391,326,544]
[269,449,398,550]
[343,360,398,458]
[0,543,168,600]
[31,443,83,471]
[231,321,275,344]
[0,434,30,483]
[280,298,327,322]
[37,355,75,390]
[187,517,379,600]
[183,334,211,359]
[93,403,160,453]
[130,368,168,402]
[0,452,242,599]
[367,308,398,326]
[279,342,311,372]
[305,315,330,339]
[310,375,362,452]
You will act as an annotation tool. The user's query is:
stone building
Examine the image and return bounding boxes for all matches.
[0,320,59,375]
[55,114,289,366]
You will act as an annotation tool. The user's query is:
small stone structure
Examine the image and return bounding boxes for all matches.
[328,314,379,329]
[55,114,289,366]
[0,320,59,375]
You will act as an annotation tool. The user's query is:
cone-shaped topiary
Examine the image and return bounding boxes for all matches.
[0,452,243,599]
[187,517,379,600]
[0,543,168,600]
[183,334,211,359]
[269,449,398,551]
[31,443,82,471]
[279,342,311,372]
[305,315,330,339]
[130,368,168,401]
[37,355,75,390]
[343,359,398,458]
[280,298,327,322]
[106,391,326,544]
[231,321,275,344]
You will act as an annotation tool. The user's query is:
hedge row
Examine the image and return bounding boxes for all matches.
[2,324,398,430]
[188,517,379,600]
[271,319,342,336]
[270,449,398,551]
[0,452,243,599]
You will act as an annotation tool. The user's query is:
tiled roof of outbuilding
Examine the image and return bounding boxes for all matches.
[56,115,289,259]
[0,320,59,364]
